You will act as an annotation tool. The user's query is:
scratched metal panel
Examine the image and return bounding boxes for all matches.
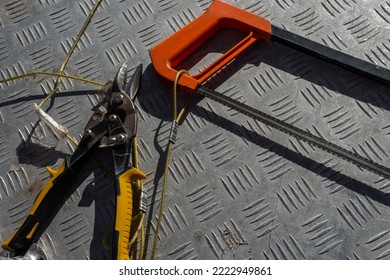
[0,0,390,260]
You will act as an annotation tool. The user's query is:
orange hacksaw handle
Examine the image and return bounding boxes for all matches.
[149,0,271,94]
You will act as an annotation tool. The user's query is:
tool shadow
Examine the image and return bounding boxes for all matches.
[182,29,390,111]
[138,38,390,255]
[139,60,390,207]
[248,40,390,111]
[141,62,390,191]
[3,89,97,170]
[0,90,98,109]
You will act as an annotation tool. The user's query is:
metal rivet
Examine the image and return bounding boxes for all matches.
[108,114,118,123]
[84,129,94,139]
[117,134,127,143]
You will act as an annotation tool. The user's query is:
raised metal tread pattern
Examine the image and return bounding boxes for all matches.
[0,0,390,260]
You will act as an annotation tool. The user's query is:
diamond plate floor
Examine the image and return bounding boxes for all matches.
[0,0,390,260]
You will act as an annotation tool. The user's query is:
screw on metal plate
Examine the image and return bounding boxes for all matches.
[100,134,128,147]
[116,133,127,144]
[108,114,118,123]
[84,129,94,140]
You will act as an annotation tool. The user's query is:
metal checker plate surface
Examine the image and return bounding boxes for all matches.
[0,0,390,260]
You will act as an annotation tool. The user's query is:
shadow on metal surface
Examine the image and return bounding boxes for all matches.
[16,141,69,168]
[0,90,98,109]
[14,132,120,259]
[80,164,116,260]
[190,103,390,207]
[139,69,390,207]
[138,54,390,256]
[254,41,390,111]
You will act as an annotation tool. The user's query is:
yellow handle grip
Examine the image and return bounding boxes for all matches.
[114,167,146,260]
[2,162,66,254]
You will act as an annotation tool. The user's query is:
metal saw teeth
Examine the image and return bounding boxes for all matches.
[199,86,390,180]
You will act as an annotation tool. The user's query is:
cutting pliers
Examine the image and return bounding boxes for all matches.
[1,63,146,260]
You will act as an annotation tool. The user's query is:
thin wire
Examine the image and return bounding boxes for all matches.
[128,136,147,259]
[38,0,103,108]
[0,71,104,87]
[138,217,145,260]
[0,0,104,147]
[0,69,103,147]
[65,134,79,146]
[0,70,103,147]
[150,70,191,259]
[128,213,144,248]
